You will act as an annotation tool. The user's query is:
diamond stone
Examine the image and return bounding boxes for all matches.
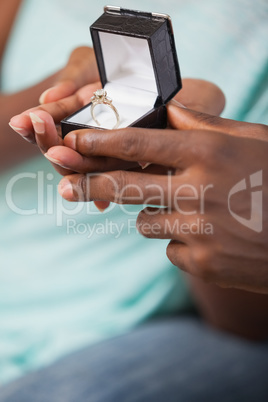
[95,89,106,98]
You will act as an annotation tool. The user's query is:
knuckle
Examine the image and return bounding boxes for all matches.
[56,100,69,118]
[109,171,127,202]
[76,131,92,154]
[120,130,148,160]
[171,131,193,165]
[94,172,118,201]
[121,134,139,159]
[195,131,228,165]
[180,130,212,164]
[197,112,221,128]
[75,175,89,201]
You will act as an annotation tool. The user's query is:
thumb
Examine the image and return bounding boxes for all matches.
[39,47,99,104]
[167,103,268,141]
[175,78,225,116]
[167,103,224,131]
[167,77,227,131]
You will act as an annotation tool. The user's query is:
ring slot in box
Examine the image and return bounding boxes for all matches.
[61,6,182,137]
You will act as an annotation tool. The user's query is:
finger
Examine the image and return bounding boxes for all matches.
[168,103,268,141]
[39,81,78,105]
[57,170,191,205]
[166,240,191,273]
[137,207,190,243]
[10,94,83,140]
[168,103,225,132]
[63,128,196,169]
[74,82,101,105]
[29,111,62,152]
[175,78,226,115]
[45,145,172,175]
[39,47,99,104]
[9,83,100,143]
[29,110,72,176]
[45,145,137,173]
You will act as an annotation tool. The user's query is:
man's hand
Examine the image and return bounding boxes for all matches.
[9,79,224,175]
[9,77,225,214]
[53,106,268,294]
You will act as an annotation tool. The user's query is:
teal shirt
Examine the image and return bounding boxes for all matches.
[0,0,267,384]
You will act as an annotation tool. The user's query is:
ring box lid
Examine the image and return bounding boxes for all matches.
[90,6,182,106]
[61,6,182,137]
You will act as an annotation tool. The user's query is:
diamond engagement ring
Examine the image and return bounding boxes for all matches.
[91,89,120,129]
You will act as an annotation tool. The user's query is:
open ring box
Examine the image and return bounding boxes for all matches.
[61,5,182,138]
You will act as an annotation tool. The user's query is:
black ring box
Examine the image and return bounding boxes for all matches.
[61,6,182,138]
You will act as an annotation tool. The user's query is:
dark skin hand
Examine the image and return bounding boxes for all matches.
[54,107,268,340]
[51,109,268,295]
[10,78,268,339]
[10,78,224,212]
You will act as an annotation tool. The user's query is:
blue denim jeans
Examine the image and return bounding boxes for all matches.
[1,317,268,402]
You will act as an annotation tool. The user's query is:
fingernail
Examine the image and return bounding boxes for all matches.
[138,162,151,169]
[39,86,56,104]
[58,179,73,199]
[9,122,31,139]
[29,112,45,134]
[96,207,106,213]
[44,153,68,169]
[64,132,76,150]
[94,201,110,213]
[169,99,187,108]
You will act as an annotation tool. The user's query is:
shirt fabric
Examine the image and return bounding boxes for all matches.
[0,0,267,385]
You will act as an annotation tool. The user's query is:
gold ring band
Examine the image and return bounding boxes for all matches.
[91,89,120,129]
